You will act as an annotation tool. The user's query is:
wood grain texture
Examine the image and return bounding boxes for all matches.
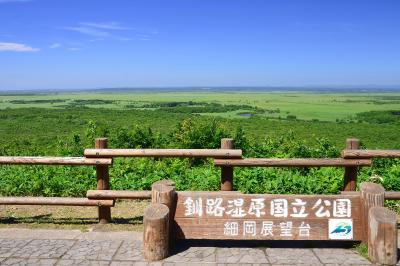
[343,139,360,191]
[220,138,234,191]
[0,156,112,165]
[214,158,371,167]
[151,180,177,247]
[342,149,400,158]
[95,138,111,224]
[0,197,114,206]
[174,218,362,241]
[360,182,385,243]
[174,192,361,241]
[143,203,170,261]
[151,180,176,211]
[384,191,400,200]
[368,207,397,265]
[86,190,151,199]
[84,148,242,158]
[342,190,400,200]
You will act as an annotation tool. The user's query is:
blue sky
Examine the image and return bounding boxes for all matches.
[0,0,399,90]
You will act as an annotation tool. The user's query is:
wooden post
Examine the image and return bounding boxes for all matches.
[220,138,234,191]
[151,180,176,209]
[368,207,397,265]
[143,203,170,261]
[151,180,177,249]
[360,182,385,243]
[343,138,360,191]
[95,138,111,224]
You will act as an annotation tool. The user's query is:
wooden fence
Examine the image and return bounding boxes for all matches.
[0,137,400,224]
[0,156,114,210]
[144,179,398,265]
[0,138,240,223]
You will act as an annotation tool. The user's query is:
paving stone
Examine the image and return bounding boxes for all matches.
[164,263,217,266]
[165,246,216,263]
[10,239,75,259]
[216,247,267,264]
[77,231,141,241]
[0,238,31,257]
[313,248,372,265]
[1,258,58,265]
[109,261,162,266]
[265,248,322,265]
[0,229,82,240]
[324,264,373,266]
[56,259,110,266]
[112,240,143,261]
[217,263,271,266]
[0,228,380,265]
[62,239,122,261]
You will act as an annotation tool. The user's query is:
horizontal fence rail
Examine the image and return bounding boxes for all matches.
[342,149,400,159]
[0,156,112,166]
[342,190,400,200]
[0,197,114,206]
[2,137,400,226]
[84,148,242,158]
[383,191,400,200]
[214,158,372,167]
[87,190,152,199]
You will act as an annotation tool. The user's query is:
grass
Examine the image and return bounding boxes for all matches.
[0,107,399,152]
[0,90,399,230]
[2,91,400,121]
[353,243,369,260]
[0,200,149,231]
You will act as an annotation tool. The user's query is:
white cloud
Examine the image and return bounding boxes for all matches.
[62,21,139,41]
[49,43,61,48]
[62,22,157,42]
[137,34,150,41]
[64,26,112,38]
[63,25,132,41]
[80,22,132,30]
[67,47,81,51]
[0,42,39,52]
[0,0,30,3]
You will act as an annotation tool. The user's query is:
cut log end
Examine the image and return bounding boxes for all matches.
[360,182,385,195]
[144,203,170,220]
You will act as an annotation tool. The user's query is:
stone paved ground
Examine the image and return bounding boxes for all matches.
[0,229,397,265]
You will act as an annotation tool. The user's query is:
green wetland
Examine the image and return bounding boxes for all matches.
[0,90,399,211]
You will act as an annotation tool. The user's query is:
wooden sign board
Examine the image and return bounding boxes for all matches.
[174,192,362,241]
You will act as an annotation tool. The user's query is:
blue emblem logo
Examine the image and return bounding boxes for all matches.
[330,222,352,236]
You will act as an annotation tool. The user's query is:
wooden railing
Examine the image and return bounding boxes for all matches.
[1,137,399,224]
[214,158,371,167]
[342,149,400,158]
[0,156,112,165]
[214,157,372,192]
[0,154,115,219]
[84,148,242,158]
[0,138,240,223]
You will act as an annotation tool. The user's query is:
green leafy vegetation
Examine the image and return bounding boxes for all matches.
[353,243,369,260]
[0,91,399,213]
[356,110,400,124]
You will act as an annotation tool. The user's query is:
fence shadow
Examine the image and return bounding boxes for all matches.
[0,215,143,225]
[171,239,357,255]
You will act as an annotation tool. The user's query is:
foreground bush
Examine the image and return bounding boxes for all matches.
[0,117,399,199]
